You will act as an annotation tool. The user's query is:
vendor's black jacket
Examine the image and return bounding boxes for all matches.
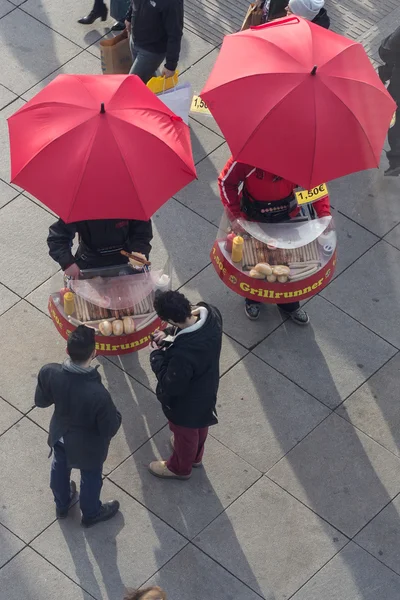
[47,218,153,270]
[35,364,122,471]
[125,0,183,72]
[150,303,223,428]
[379,26,400,88]
[312,8,330,29]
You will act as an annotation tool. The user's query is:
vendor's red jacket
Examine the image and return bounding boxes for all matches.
[218,157,331,219]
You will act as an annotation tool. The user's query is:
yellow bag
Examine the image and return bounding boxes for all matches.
[147,72,179,94]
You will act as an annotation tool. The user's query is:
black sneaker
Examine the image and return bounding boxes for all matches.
[384,165,400,177]
[56,481,78,519]
[281,307,310,325]
[81,500,120,528]
[245,301,260,320]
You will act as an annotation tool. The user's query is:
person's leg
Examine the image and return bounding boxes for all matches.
[167,422,200,476]
[194,427,209,464]
[129,46,166,84]
[80,469,103,521]
[278,301,309,325]
[50,442,74,515]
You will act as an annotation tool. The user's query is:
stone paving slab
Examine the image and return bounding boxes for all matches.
[0,547,92,600]
[145,543,262,600]
[0,397,22,436]
[195,476,346,600]
[0,83,16,110]
[322,241,400,348]
[384,223,400,250]
[0,196,60,297]
[337,353,400,458]
[254,295,396,409]
[0,523,24,569]
[331,208,378,278]
[188,117,224,165]
[0,300,67,412]
[109,427,261,539]
[214,354,330,472]
[32,479,186,599]
[180,264,286,348]
[0,9,80,95]
[0,417,56,541]
[291,541,400,600]
[0,99,25,183]
[0,0,14,18]
[25,271,61,315]
[0,283,19,316]
[354,494,400,576]
[0,179,19,209]
[268,413,400,538]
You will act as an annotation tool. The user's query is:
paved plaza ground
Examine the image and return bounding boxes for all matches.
[1,0,400,598]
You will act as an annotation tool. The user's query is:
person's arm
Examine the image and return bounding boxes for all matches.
[218,158,250,218]
[162,0,183,74]
[96,391,122,440]
[47,219,77,270]
[313,195,331,218]
[34,367,54,408]
[125,219,153,258]
[150,350,193,397]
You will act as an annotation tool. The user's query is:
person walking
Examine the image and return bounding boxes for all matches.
[218,156,331,322]
[124,587,167,600]
[124,0,184,84]
[35,326,122,527]
[78,0,108,24]
[378,25,400,176]
[286,0,330,29]
[148,291,222,480]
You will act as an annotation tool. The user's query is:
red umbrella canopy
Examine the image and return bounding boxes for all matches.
[200,17,396,189]
[8,74,196,222]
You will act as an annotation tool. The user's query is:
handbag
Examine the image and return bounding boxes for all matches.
[241,1,265,31]
[100,30,132,74]
[157,83,193,124]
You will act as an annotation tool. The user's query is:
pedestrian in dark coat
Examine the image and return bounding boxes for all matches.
[378,25,400,176]
[148,291,223,479]
[35,326,122,527]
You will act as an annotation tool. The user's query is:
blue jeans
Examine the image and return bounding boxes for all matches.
[50,442,102,520]
[129,37,165,84]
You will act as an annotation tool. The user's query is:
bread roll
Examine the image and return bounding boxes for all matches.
[272,265,290,277]
[99,320,112,336]
[249,269,265,279]
[277,275,288,283]
[266,274,277,282]
[254,263,273,276]
[122,316,135,335]
[112,319,124,336]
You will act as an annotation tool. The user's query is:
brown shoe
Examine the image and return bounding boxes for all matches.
[170,435,203,468]
[148,460,191,480]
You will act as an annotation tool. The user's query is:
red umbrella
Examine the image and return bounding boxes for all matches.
[8,74,196,222]
[200,17,396,189]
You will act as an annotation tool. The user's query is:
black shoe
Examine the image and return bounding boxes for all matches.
[245,300,260,320]
[384,165,400,177]
[81,500,120,528]
[111,20,125,31]
[280,307,310,325]
[56,481,78,519]
[78,3,108,24]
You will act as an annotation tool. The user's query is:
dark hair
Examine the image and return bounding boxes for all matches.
[153,290,191,323]
[67,325,95,363]
[267,0,288,20]
[123,587,166,600]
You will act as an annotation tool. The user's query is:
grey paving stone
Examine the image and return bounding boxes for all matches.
[25,271,62,315]
[214,354,330,472]
[0,418,56,541]
[21,50,101,101]
[322,242,400,348]
[0,523,24,568]
[180,264,285,348]
[355,494,400,576]
[337,353,400,458]
[0,84,17,110]
[144,543,262,600]
[0,99,25,183]
[330,208,378,278]
[175,28,215,75]
[0,9,80,95]
[0,301,67,412]
[0,179,19,208]
[0,196,59,296]
[327,165,400,237]
[32,479,186,599]
[253,296,396,409]
[268,413,400,537]
[195,477,346,600]
[291,542,400,600]
[189,117,224,165]
[150,198,217,288]
[0,282,19,316]
[109,332,247,392]
[0,0,14,17]
[22,0,114,49]
[174,143,230,226]
[0,547,91,600]
[0,397,22,436]
[384,223,400,251]
[109,427,261,538]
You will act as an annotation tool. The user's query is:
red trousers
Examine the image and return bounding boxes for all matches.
[167,421,209,476]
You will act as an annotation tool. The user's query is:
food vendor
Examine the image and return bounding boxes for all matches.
[218,156,331,323]
[47,218,153,277]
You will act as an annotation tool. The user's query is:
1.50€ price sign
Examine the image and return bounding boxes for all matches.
[295,183,328,205]
[190,95,211,115]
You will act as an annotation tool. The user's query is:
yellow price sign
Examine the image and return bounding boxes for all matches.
[296,183,328,205]
[190,95,211,115]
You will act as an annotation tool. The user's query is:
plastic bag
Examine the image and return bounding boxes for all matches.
[157,82,193,124]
